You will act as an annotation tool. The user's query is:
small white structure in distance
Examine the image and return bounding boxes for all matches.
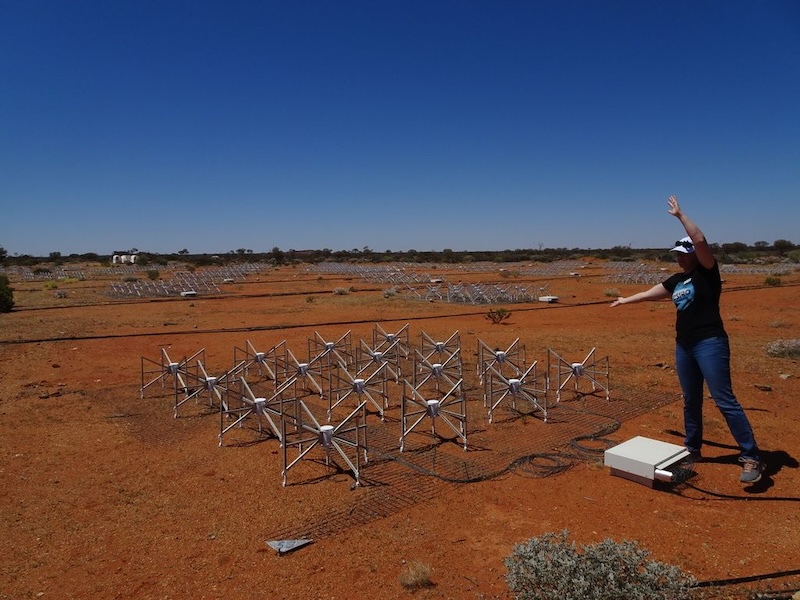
[112,253,138,264]
[604,436,690,488]
[538,295,559,303]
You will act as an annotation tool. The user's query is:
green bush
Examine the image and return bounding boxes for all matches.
[146,270,160,281]
[505,530,695,600]
[764,276,782,287]
[486,307,512,324]
[0,274,14,312]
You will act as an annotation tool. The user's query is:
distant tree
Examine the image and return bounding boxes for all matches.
[754,241,769,249]
[49,251,62,261]
[270,246,285,264]
[773,239,794,255]
[0,274,14,312]
[178,249,189,255]
[721,242,749,254]
[0,246,7,262]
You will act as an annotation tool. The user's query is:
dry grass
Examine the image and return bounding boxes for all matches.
[399,560,434,590]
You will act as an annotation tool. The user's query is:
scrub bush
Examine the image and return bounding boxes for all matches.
[486,308,512,324]
[505,530,695,600]
[765,339,800,358]
[0,274,13,312]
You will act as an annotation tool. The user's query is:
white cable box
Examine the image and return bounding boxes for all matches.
[604,436,690,487]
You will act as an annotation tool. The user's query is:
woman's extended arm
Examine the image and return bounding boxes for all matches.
[610,283,670,307]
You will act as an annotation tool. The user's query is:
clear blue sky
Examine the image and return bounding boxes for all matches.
[2,1,798,257]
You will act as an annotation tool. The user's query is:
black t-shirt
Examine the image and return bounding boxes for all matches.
[662,260,727,344]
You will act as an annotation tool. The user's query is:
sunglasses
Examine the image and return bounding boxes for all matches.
[674,240,694,249]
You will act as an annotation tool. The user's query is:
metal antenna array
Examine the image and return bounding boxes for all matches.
[281,400,369,487]
[232,339,287,386]
[273,346,325,398]
[140,347,205,400]
[371,323,410,376]
[308,330,355,371]
[484,361,547,423]
[354,338,403,383]
[400,374,467,452]
[328,359,390,421]
[419,330,461,365]
[548,347,610,402]
[307,331,355,397]
[477,338,527,412]
[140,325,614,488]
[411,347,463,394]
[217,376,293,447]
[174,359,239,419]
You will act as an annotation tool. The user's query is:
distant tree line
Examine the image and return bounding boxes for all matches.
[0,240,798,269]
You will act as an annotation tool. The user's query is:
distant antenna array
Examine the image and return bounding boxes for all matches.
[140,328,611,486]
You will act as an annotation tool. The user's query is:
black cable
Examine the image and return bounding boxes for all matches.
[676,480,800,503]
[693,567,800,588]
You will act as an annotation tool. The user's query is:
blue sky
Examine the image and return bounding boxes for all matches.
[2,1,798,256]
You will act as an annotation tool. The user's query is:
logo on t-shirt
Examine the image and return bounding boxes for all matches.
[672,278,695,311]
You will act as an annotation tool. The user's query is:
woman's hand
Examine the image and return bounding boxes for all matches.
[667,195,682,217]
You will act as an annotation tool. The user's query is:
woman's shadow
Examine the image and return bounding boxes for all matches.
[666,429,798,493]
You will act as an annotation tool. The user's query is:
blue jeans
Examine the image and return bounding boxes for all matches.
[675,336,759,460]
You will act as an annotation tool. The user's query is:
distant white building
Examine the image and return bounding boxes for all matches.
[112,250,139,264]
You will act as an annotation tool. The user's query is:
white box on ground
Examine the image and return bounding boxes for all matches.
[604,436,690,487]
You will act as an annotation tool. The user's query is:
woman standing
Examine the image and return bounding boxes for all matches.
[611,196,763,483]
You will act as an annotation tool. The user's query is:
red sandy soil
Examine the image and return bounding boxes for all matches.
[1,260,799,600]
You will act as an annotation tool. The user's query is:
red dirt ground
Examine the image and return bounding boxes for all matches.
[1,260,799,600]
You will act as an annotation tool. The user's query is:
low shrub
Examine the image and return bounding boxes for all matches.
[0,274,14,312]
[765,339,800,358]
[486,308,512,324]
[505,530,695,600]
[764,276,782,286]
